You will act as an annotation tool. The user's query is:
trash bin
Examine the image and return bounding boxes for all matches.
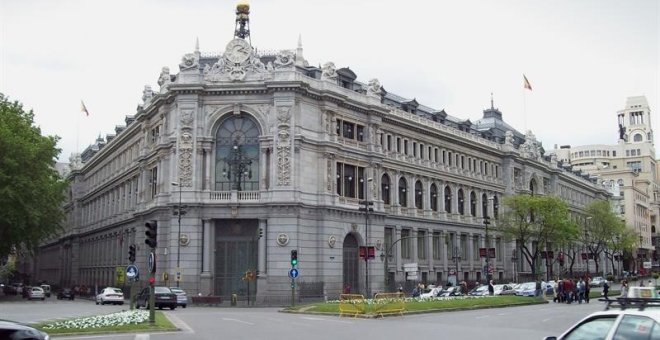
[231,293,237,306]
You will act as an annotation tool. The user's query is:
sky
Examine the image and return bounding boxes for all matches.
[1,0,658,162]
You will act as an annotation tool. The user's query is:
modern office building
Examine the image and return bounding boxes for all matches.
[33,5,609,302]
[550,96,659,273]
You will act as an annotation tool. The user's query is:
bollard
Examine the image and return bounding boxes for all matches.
[231,293,237,306]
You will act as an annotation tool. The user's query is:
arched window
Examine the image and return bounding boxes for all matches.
[430,184,438,211]
[414,180,423,209]
[398,177,408,207]
[493,196,499,219]
[470,191,476,216]
[529,179,537,195]
[381,174,391,205]
[444,186,452,213]
[215,114,260,191]
[634,133,643,142]
[482,193,488,217]
[458,189,465,215]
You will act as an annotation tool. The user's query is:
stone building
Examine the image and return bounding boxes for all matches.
[551,96,659,274]
[34,5,609,302]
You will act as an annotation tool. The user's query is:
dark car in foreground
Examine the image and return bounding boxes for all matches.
[0,319,50,339]
[136,286,177,310]
[57,288,75,300]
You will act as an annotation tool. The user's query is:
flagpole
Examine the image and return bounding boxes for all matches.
[523,90,527,132]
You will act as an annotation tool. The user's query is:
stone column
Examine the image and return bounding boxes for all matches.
[204,148,211,191]
[200,218,213,295]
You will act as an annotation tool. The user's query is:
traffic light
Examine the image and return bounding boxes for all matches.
[258,228,264,238]
[128,244,136,263]
[145,220,158,248]
[290,250,298,266]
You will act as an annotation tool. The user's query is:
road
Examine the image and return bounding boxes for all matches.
[0,294,610,340]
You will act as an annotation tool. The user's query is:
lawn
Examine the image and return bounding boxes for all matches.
[291,295,545,315]
[33,310,177,335]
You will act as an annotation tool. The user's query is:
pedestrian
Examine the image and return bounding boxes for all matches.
[488,280,494,296]
[584,276,591,303]
[602,280,610,300]
[620,280,628,297]
[557,279,564,303]
[577,278,585,304]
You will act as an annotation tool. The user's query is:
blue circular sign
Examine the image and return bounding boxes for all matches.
[288,268,299,279]
[126,265,139,278]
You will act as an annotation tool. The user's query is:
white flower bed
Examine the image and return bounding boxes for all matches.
[42,310,149,330]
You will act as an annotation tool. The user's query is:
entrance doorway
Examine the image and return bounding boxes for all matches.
[342,234,359,294]
[214,219,258,300]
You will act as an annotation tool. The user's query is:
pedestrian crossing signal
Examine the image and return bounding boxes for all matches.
[290,250,298,266]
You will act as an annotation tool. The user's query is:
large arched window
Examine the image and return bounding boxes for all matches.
[529,178,537,195]
[430,184,438,211]
[444,186,452,213]
[634,133,643,142]
[215,114,260,191]
[469,191,476,216]
[398,177,408,207]
[458,189,465,215]
[414,180,423,209]
[381,174,391,205]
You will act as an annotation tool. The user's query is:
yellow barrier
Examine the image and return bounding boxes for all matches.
[339,294,365,317]
[372,292,405,317]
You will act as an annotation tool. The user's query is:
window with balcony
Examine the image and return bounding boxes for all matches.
[399,177,408,207]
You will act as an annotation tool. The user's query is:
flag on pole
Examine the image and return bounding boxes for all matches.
[81,100,90,116]
[523,74,532,91]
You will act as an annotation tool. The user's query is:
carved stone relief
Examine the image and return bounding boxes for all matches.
[178,128,194,187]
[367,78,382,96]
[179,53,199,71]
[274,50,295,69]
[203,39,270,82]
[321,62,337,81]
[276,106,292,186]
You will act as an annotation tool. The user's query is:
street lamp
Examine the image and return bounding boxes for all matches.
[222,140,252,191]
[359,178,373,298]
[171,181,185,287]
[511,250,518,283]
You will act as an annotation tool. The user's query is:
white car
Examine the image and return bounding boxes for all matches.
[420,286,443,298]
[169,287,188,308]
[590,276,607,287]
[544,288,660,340]
[95,287,124,305]
[27,287,45,300]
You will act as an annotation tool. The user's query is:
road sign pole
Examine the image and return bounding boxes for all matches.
[149,274,155,325]
[290,278,295,307]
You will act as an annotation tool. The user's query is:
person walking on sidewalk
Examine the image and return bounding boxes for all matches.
[602,280,610,300]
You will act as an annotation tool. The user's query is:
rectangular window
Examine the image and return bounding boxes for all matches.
[356,125,364,142]
[397,138,401,153]
[336,162,366,198]
[342,121,355,139]
[401,229,411,259]
[404,140,409,155]
[150,125,160,144]
[387,135,392,151]
[412,142,417,157]
[472,236,479,261]
[448,152,452,166]
[461,234,468,260]
[385,227,394,261]
[149,166,158,199]
[417,230,427,260]
[432,232,441,260]
[613,151,616,157]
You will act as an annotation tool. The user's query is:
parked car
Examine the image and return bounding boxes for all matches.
[40,284,51,298]
[494,284,515,295]
[500,283,520,295]
[515,282,539,297]
[438,286,462,297]
[0,319,50,340]
[2,284,17,295]
[95,287,124,305]
[469,285,489,296]
[419,285,443,298]
[27,287,45,300]
[543,287,660,340]
[57,288,75,300]
[590,276,607,287]
[169,287,188,308]
[136,286,177,310]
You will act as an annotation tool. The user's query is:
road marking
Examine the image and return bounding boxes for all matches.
[300,316,353,324]
[542,318,552,323]
[475,315,490,319]
[164,312,194,333]
[135,335,149,340]
[222,317,255,325]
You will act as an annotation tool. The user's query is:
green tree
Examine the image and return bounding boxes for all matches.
[0,93,66,259]
[583,199,627,275]
[496,194,575,279]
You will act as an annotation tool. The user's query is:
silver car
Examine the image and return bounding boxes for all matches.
[169,287,188,308]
